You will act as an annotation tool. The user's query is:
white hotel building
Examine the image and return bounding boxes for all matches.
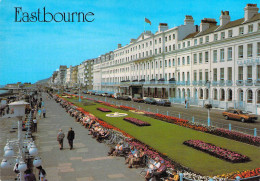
[94,4,260,114]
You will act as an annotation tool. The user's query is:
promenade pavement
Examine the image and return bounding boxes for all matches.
[34,94,144,181]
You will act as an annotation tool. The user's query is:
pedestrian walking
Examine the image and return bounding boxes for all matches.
[33,118,37,132]
[36,166,47,181]
[38,109,42,118]
[57,129,65,150]
[24,169,36,181]
[67,127,75,150]
[42,107,46,118]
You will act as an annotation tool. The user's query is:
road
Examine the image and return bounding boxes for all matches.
[82,94,260,136]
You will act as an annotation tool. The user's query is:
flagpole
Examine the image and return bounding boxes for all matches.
[144,17,145,32]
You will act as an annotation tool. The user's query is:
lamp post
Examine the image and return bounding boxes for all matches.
[8,101,29,181]
[204,103,212,127]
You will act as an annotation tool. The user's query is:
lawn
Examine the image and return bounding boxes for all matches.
[67,97,260,176]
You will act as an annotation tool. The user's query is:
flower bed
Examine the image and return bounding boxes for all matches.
[183,140,250,163]
[119,105,136,111]
[123,117,151,126]
[210,128,260,147]
[217,168,260,179]
[97,107,112,112]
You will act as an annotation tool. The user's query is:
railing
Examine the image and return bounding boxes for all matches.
[236,80,244,86]
[212,81,219,86]
[255,80,260,86]
[219,80,225,86]
[245,79,253,86]
[226,80,233,86]
[198,80,205,86]
[192,81,198,85]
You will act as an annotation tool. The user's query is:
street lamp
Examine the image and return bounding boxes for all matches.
[204,104,212,127]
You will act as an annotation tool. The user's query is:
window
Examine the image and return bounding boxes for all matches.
[199,53,202,64]
[213,68,217,81]
[193,71,197,81]
[247,66,252,80]
[199,70,202,81]
[188,41,190,47]
[159,48,161,54]
[160,61,162,68]
[193,54,197,64]
[172,59,175,66]
[168,59,171,67]
[165,73,167,80]
[159,38,161,43]
[147,63,149,69]
[238,66,243,80]
[169,35,171,41]
[165,46,167,52]
[228,30,233,37]
[214,34,218,41]
[194,39,197,45]
[178,58,180,66]
[165,37,167,42]
[155,61,158,68]
[239,27,244,35]
[152,62,154,69]
[150,50,152,55]
[150,41,152,46]
[214,89,218,100]
[183,42,186,48]
[187,56,190,64]
[169,45,171,51]
[155,49,157,54]
[248,24,253,33]
[258,42,260,56]
[220,49,224,61]
[220,68,224,80]
[257,65,260,80]
[221,32,225,39]
[173,34,175,39]
[199,37,203,44]
[203,36,208,43]
[178,44,181,49]
[165,60,167,67]
[228,67,232,80]
[205,52,209,63]
[182,57,185,65]
[213,50,217,63]
[228,47,232,60]
[155,39,157,44]
[238,45,243,58]
[247,44,253,57]
[247,90,253,103]
[205,70,209,81]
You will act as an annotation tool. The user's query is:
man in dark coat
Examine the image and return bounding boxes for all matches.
[67,127,75,150]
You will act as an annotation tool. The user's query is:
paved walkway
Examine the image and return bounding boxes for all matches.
[35,94,143,181]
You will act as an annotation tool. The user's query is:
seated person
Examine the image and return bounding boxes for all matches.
[125,146,138,166]
[165,170,179,181]
[132,148,145,168]
[145,157,161,180]
[148,160,167,180]
[96,129,110,142]
[108,141,124,156]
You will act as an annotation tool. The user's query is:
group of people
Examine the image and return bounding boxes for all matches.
[23,166,47,181]
[54,95,181,181]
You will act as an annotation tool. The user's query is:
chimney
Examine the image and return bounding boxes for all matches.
[158,23,168,32]
[184,15,194,25]
[220,11,230,26]
[118,44,122,48]
[200,18,217,32]
[244,4,259,22]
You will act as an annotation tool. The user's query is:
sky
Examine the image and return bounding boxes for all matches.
[0,0,259,85]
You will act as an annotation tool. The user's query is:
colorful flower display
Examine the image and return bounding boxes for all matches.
[123,117,151,126]
[183,140,250,163]
[119,105,136,111]
[96,107,112,112]
[210,128,260,147]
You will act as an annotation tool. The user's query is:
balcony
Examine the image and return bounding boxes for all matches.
[186,81,190,85]
[245,79,253,86]
[219,80,225,86]
[198,80,205,86]
[192,81,198,86]
[212,81,219,86]
[255,80,260,86]
[176,81,185,86]
[236,80,244,86]
[226,80,233,86]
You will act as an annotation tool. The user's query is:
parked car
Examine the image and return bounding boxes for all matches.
[156,99,171,106]
[82,91,87,94]
[144,97,156,104]
[121,95,131,101]
[222,109,258,122]
[132,97,144,103]
[73,91,78,94]
[102,93,108,97]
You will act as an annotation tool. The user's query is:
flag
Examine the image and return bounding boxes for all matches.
[145,18,151,25]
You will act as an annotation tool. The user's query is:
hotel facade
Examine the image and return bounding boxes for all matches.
[93,4,260,114]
